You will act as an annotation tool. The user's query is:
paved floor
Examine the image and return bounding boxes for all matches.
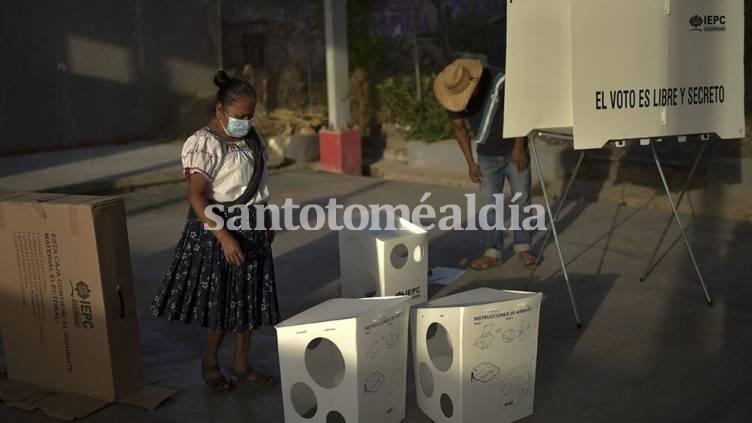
[0,141,183,194]
[0,141,285,195]
[2,169,752,422]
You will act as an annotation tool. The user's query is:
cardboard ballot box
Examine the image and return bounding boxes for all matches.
[276,296,411,423]
[0,193,171,419]
[339,210,428,305]
[411,288,543,423]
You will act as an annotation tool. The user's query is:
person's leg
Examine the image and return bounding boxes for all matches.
[207,329,226,364]
[504,151,536,264]
[202,329,231,392]
[472,154,505,270]
[232,330,252,372]
[230,330,276,385]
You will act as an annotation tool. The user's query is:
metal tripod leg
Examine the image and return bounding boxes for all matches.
[526,150,585,290]
[528,135,582,326]
[640,142,708,282]
[649,142,713,305]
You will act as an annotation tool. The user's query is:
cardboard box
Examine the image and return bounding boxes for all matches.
[0,192,173,419]
[411,288,543,423]
[276,296,411,423]
[339,210,428,305]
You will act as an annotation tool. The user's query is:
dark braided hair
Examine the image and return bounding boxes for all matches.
[213,70,257,106]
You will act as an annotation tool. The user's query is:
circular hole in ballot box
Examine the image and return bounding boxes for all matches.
[418,361,435,398]
[413,244,424,262]
[291,382,318,418]
[326,410,346,423]
[426,322,453,372]
[390,244,409,269]
[305,337,346,389]
[440,393,454,418]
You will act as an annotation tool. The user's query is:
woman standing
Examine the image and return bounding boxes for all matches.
[151,70,279,392]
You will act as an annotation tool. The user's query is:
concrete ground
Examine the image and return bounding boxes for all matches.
[0,141,183,194]
[0,140,285,195]
[1,169,752,422]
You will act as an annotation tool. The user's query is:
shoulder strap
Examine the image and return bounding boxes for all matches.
[217,128,266,207]
[473,72,506,145]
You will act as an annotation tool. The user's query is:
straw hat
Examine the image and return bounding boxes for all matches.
[433,58,484,112]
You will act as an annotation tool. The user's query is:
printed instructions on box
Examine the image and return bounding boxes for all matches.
[12,231,75,374]
[470,304,536,413]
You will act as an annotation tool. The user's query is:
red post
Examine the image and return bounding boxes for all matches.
[319,129,362,175]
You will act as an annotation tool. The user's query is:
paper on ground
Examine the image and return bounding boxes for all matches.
[428,267,465,286]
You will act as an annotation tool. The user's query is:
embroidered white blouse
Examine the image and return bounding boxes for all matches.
[181,128,270,205]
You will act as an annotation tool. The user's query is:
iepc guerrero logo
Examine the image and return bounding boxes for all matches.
[74,281,91,300]
[71,280,95,329]
[689,14,727,32]
[689,15,703,31]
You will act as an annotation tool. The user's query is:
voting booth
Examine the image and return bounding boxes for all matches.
[412,289,543,423]
[504,0,745,149]
[501,0,745,324]
[339,210,428,305]
[276,297,411,423]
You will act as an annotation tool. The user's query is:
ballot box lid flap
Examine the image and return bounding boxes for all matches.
[276,296,410,328]
[423,288,539,309]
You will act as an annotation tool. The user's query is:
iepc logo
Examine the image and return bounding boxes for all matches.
[689,15,727,32]
[73,281,95,329]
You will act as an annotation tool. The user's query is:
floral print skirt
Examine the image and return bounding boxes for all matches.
[151,207,279,332]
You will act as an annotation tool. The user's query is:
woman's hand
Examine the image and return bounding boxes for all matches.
[219,235,245,265]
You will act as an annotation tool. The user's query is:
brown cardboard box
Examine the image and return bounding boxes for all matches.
[0,192,173,419]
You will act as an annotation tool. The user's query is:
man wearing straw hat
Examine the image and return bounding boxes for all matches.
[434,58,537,271]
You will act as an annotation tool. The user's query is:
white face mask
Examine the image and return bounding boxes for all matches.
[221,111,253,138]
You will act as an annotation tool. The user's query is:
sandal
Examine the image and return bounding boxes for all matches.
[229,367,277,388]
[202,358,232,393]
[517,251,537,267]
[470,256,503,271]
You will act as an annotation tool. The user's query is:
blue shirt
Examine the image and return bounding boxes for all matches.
[446,68,515,157]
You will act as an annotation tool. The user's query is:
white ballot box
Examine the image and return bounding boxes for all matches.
[339,210,428,304]
[411,288,543,423]
[276,296,411,423]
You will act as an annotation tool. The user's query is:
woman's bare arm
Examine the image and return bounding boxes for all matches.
[186,173,245,264]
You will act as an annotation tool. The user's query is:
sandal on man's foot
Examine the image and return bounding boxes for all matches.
[202,358,232,393]
[229,367,277,388]
[517,250,537,267]
[470,256,503,271]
